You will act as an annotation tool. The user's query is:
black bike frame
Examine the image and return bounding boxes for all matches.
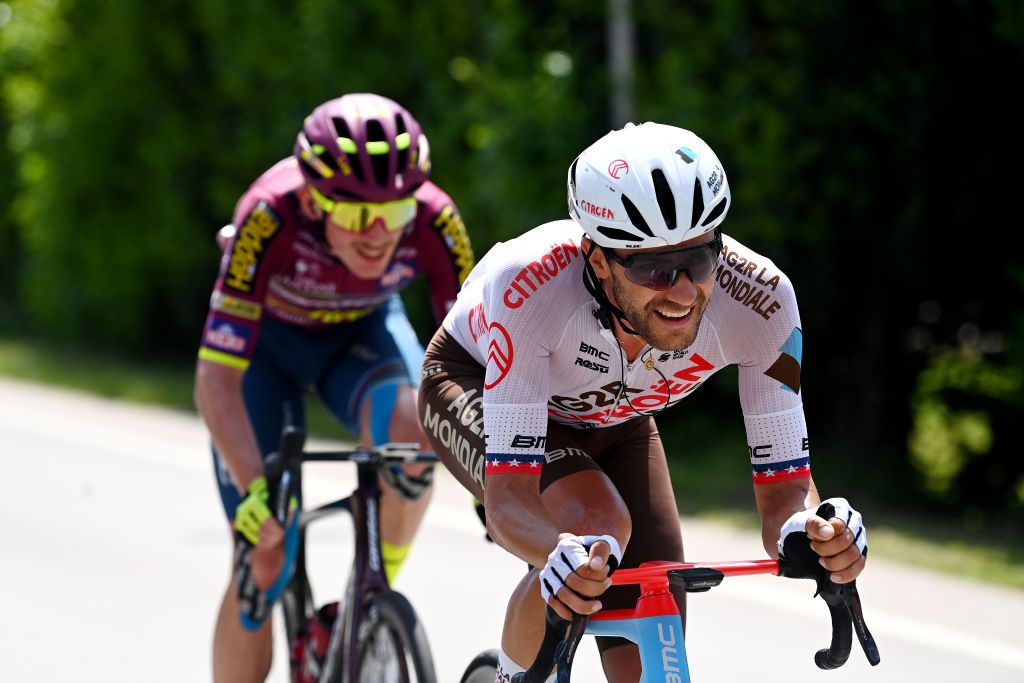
[269,426,435,683]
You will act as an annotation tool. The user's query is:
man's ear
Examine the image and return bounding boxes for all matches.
[583,237,611,279]
[298,187,324,221]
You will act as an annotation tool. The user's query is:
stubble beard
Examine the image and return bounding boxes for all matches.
[610,275,709,351]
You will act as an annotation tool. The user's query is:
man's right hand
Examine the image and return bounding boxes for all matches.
[539,533,622,620]
[234,476,290,590]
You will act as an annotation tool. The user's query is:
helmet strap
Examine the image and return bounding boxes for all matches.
[582,240,639,336]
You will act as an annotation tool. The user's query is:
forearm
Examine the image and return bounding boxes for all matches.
[755,476,820,557]
[486,470,631,567]
[194,360,263,491]
[485,475,564,567]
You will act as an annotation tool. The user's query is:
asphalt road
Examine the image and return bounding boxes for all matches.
[1,376,1022,682]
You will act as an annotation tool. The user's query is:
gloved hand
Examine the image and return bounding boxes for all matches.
[234,475,272,545]
[233,475,299,631]
[778,497,867,586]
[539,534,622,619]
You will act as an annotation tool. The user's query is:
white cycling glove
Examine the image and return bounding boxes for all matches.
[539,534,622,604]
[778,497,868,559]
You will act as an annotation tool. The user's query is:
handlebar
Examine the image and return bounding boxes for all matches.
[514,558,879,682]
[263,427,437,522]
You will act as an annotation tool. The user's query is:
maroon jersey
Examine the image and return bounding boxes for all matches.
[199,158,474,370]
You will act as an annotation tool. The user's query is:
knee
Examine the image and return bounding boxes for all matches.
[360,383,425,446]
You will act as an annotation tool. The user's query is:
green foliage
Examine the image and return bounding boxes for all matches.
[1,0,1023,523]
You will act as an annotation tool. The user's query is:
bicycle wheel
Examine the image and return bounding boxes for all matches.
[353,590,436,683]
[460,649,499,683]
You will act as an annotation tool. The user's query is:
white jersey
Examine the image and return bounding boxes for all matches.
[441,219,810,484]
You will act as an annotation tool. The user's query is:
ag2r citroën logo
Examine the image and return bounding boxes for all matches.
[484,322,514,390]
[608,159,629,179]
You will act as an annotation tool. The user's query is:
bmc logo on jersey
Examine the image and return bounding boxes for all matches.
[511,435,546,449]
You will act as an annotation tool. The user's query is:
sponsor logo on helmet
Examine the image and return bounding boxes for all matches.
[608,159,629,179]
[706,166,725,195]
[503,240,580,309]
[579,199,615,220]
[226,202,281,293]
[676,146,696,164]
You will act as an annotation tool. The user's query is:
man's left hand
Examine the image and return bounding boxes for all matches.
[780,497,867,584]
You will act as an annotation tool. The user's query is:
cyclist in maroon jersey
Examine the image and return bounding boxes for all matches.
[194,93,474,682]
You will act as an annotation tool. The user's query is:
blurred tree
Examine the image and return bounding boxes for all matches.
[1,0,1023,520]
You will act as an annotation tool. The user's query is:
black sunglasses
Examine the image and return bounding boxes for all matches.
[602,237,722,291]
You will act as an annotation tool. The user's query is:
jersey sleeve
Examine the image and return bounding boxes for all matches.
[197,196,287,371]
[413,185,475,325]
[477,259,558,477]
[734,269,812,485]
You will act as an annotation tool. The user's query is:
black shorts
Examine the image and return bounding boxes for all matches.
[418,328,686,642]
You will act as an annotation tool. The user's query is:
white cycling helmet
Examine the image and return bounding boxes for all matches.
[567,122,730,249]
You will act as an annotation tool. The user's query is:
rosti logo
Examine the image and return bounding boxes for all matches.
[434,204,474,285]
[484,322,513,390]
[468,302,488,342]
[503,240,579,309]
[579,199,615,220]
[608,159,628,179]
[226,202,280,293]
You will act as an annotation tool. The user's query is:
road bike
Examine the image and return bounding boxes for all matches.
[460,556,880,682]
[261,426,438,683]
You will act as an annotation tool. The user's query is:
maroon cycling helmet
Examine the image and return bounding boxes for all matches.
[294,93,431,202]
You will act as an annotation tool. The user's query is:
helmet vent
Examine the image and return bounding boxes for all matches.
[701,195,728,227]
[597,226,643,243]
[366,120,390,188]
[297,158,320,180]
[651,169,676,229]
[394,114,410,171]
[331,117,353,141]
[690,178,704,229]
[621,195,654,237]
[315,146,337,173]
[569,157,579,190]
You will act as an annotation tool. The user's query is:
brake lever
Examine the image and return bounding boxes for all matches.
[842,582,881,666]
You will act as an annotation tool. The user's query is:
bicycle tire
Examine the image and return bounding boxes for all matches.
[459,649,499,683]
[346,589,436,683]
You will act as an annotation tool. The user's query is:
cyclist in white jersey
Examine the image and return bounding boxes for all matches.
[418,122,868,681]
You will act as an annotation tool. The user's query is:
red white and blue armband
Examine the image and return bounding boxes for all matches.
[743,405,812,484]
[483,403,548,476]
